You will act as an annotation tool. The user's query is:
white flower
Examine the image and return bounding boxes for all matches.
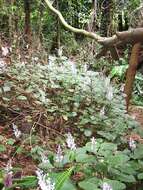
[99,159,104,163]
[106,86,113,101]
[104,77,111,87]
[12,123,21,139]
[55,145,63,163]
[83,64,87,72]
[102,182,112,190]
[40,152,50,164]
[5,159,12,173]
[66,133,76,150]
[36,169,55,190]
[100,106,105,117]
[32,57,39,62]
[131,114,136,120]
[91,137,97,151]
[4,159,13,188]
[57,46,63,57]
[0,59,7,73]
[2,46,9,56]
[129,137,136,150]
[120,84,125,92]
[71,62,77,75]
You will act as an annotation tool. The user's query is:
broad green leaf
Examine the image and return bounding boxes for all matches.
[107,153,129,167]
[55,167,74,190]
[133,144,143,159]
[6,138,15,145]
[98,142,117,156]
[84,129,92,137]
[0,145,6,152]
[138,173,143,180]
[13,176,37,188]
[101,179,126,190]
[0,135,4,141]
[39,162,54,170]
[85,141,100,153]
[75,153,95,163]
[78,177,100,190]
[97,131,116,141]
[61,180,76,190]
[116,173,136,183]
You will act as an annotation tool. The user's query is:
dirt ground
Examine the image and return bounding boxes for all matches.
[129,106,143,127]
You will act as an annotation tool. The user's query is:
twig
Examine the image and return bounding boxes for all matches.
[35,122,65,138]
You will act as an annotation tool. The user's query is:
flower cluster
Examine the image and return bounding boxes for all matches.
[129,137,136,150]
[106,86,113,101]
[4,160,13,188]
[12,123,21,139]
[0,59,7,74]
[66,133,76,150]
[1,46,9,56]
[91,137,97,151]
[104,78,113,101]
[55,145,63,163]
[102,182,112,190]
[40,152,50,164]
[100,106,105,117]
[36,169,55,190]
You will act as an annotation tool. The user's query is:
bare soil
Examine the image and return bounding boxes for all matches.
[129,105,143,127]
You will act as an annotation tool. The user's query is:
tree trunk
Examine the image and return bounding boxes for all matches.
[99,0,114,37]
[24,0,31,44]
[124,43,141,110]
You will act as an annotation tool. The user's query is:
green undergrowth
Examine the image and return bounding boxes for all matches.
[0,56,143,190]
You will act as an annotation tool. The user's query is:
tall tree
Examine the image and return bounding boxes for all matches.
[24,0,31,44]
[99,0,114,36]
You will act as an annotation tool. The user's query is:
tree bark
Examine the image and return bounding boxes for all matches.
[24,0,31,44]
[124,43,141,110]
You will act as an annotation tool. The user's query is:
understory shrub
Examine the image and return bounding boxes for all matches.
[0,56,143,190]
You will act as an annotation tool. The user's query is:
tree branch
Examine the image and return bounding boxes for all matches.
[44,0,143,47]
[44,0,108,42]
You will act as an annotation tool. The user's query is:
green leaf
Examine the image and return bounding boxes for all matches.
[78,177,100,190]
[101,179,126,190]
[98,142,117,156]
[60,180,76,190]
[39,162,54,170]
[0,135,4,141]
[116,173,136,183]
[17,95,27,100]
[100,143,117,152]
[133,144,143,159]
[0,145,6,152]
[6,138,15,145]
[85,141,100,154]
[55,167,74,190]
[138,173,143,180]
[107,153,129,167]
[119,165,136,175]
[75,153,95,163]
[110,65,128,78]
[84,129,92,137]
[13,176,37,188]
[97,131,116,141]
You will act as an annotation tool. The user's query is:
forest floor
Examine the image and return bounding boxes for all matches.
[129,106,143,127]
[0,104,143,178]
